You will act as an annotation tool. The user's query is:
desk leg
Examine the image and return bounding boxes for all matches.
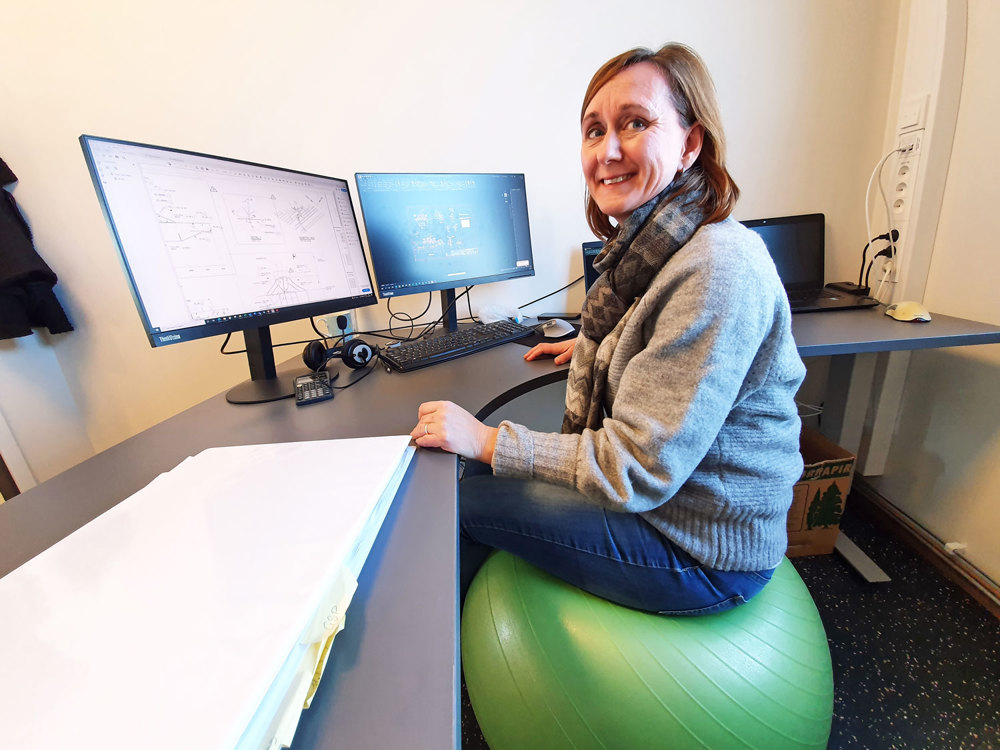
[834,533,891,583]
[820,352,893,582]
[821,351,876,456]
[857,350,912,477]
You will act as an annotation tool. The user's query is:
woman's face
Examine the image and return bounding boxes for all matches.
[581,62,703,224]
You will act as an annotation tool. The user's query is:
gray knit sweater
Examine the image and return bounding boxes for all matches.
[492,218,806,571]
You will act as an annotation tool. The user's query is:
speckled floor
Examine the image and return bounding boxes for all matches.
[460,497,1000,749]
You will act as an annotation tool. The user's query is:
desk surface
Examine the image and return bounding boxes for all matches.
[0,339,565,750]
[792,308,1000,357]
[2,306,999,748]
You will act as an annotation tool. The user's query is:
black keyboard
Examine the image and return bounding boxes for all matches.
[381,320,534,372]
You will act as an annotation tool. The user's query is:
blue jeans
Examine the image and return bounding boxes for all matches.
[460,471,774,615]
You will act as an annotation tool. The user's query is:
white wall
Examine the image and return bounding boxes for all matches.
[1,1,898,468]
[866,0,1000,582]
[0,334,93,485]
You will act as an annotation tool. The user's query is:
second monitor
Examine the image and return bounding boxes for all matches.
[355,173,534,331]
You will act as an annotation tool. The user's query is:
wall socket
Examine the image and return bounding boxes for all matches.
[321,311,354,340]
[889,128,924,283]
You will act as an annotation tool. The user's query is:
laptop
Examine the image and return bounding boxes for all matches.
[740,213,878,313]
[582,241,603,291]
[537,242,602,323]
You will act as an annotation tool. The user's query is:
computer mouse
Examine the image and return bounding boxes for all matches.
[885,301,932,322]
[540,318,576,338]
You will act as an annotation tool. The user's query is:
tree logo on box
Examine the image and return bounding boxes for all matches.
[807,482,843,529]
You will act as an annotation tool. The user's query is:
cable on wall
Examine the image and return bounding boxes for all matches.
[863,148,903,302]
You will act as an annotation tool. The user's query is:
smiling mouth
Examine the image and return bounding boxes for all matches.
[602,174,634,185]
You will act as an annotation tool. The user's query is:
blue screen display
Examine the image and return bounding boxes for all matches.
[355,173,534,297]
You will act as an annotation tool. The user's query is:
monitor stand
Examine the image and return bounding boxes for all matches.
[226,326,295,404]
[440,289,459,333]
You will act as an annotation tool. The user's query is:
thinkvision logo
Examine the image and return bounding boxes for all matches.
[159,334,182,342]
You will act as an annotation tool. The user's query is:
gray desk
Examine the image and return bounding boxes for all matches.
[0,342,564,750]
[2,307,998,747]
[792,308,1000,357]
[793,309,1000,461]
[795,309,1000,582]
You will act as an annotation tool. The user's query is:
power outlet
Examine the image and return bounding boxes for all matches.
[322,311,354,340]
[890,129,924,283]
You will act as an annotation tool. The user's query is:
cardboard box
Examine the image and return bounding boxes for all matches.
[786,428,856,557]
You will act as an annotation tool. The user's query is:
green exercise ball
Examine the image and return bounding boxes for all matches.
[462,552,833,750]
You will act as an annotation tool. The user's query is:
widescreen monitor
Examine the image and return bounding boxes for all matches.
[80,135,377,403]
[354,172,534,330]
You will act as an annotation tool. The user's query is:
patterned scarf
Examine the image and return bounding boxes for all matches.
[562,183,707,433]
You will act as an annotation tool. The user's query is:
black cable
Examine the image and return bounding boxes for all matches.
[331,350,381,390]
[222,306,471,361]
[386,297,415,340]
[387,293,432,340]
[415,286,474,339]
[316,327,417,346]
[223,323,411,358]
[309,316,327,341]
[864,245,895,290]
[219,332,321,356]
[858,230,899,287]
[858,241,873,288]
[517,276,585,310]
[354,330,418,342]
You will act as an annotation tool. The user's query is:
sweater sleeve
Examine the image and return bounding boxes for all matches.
[492,232,778,512]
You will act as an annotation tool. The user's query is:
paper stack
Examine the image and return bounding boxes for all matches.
[0,435,415,750]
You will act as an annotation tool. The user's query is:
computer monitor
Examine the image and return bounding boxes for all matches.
[80,135,377,404]
[354,172,534,331]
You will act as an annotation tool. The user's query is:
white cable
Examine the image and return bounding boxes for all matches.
[876,153,899,299]
[877,155,896,256]
[795,399,824,417]
[864,148,904,285]
[874,262,892,303]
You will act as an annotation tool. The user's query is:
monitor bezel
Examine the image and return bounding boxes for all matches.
[354,171,535,300]
[80,134,378,349]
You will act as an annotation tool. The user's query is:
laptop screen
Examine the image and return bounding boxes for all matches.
[741,213,825,293]
[582,241,603,291]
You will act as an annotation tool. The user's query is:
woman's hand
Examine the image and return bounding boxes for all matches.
[411,400,498,464]
[524,338,576,365]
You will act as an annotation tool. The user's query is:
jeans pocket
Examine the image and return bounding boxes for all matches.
[657,594,748,617]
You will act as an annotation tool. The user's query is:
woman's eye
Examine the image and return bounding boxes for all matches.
[585,126,604,139]
[626,118,647,131]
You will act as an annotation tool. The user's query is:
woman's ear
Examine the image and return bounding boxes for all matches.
[681,123,705,171]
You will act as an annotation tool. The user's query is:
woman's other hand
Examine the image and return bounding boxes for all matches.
[524,338,575,365]
[411,400,498,463]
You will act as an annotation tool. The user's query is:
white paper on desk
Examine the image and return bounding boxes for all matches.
[236,438,414,750]
[0,435,415,750]
[253,432,416,750]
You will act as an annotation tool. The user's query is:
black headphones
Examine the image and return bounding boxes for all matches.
[302,338,376,372]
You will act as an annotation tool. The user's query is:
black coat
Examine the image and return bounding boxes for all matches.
[0,156,73,339]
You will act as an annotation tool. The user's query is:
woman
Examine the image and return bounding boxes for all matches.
[410,43,806,615]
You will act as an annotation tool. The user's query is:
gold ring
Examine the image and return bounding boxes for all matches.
[424,423,429,436]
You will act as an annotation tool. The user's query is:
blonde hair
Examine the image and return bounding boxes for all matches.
[582,43,740,240]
